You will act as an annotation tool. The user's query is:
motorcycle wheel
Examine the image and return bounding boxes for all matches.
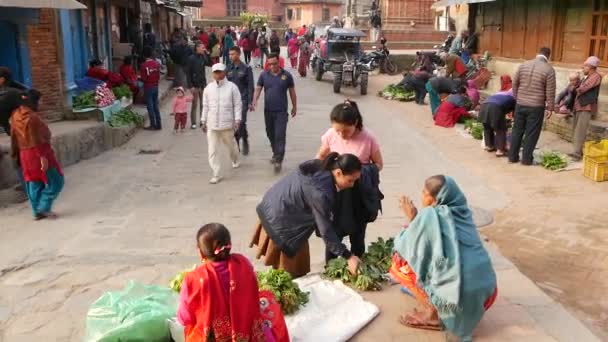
[333,73,342,94]
[315,62,323,81]
[384,58,398,75]
[360,73,368,95]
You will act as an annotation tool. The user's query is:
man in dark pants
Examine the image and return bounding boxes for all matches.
[510,47,556,165]
[227,47,254,155]
[187,42,211,129]
[252,54,297,174]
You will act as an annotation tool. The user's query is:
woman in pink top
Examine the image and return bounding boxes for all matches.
[316,100,384,262]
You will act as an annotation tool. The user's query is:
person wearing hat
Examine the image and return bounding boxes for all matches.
[570,56,603,161]
[201,63,242,184]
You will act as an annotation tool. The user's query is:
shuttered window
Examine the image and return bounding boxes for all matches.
[590,0,608,63]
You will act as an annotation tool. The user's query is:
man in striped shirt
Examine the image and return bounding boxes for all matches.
[509,47,556,165]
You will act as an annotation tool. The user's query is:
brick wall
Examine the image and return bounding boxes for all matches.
[27,9,64,121]
[201,0,226,18]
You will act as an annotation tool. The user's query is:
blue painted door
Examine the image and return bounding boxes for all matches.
[0,21,23,83]
[70,10,87,79]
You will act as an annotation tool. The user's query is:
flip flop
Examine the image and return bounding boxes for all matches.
[399,313,443,331]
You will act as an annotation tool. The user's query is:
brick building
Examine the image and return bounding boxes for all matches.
[198,0,284,25]
[380,0,445,48]
[282,0,343,29]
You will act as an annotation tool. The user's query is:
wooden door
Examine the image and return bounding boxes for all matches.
[479,1,502,56]
[589,0,608,64]
[562,0,592,64]
[524,0,556,59]
[502,0,526,59]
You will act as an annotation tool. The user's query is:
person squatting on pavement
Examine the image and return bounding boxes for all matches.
[201,63,242,185]
[186,42,212,129]
[227,46,254,156]
[252,54,298,174]
[509,47,556,165]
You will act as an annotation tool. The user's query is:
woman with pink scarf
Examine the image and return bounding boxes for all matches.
[466,80,480,109]
[287,36,299,69]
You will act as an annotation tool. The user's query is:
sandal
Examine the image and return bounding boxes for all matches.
[495,151,506,157]
[484,147,496,152]
[399,312,443,331]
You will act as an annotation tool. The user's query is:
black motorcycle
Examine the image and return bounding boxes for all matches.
[361,39,398,75]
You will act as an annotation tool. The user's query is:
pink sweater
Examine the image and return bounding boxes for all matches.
[172,95,193,114]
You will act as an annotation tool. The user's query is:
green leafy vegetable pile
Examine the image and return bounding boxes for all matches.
[257,269,309,315]
[112,84,133,99]
[323,237,394,291]
[109,109,145,127]
[378,84,416,102]
[73,91,96,110]
[541,151,568,170]
[464,119,483,140]
[169,265,196,293]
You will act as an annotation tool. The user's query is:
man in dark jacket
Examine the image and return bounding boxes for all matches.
[571,56,602,161]
[187,42,211,129]
[170,38,192,88]
[227,47,254,155]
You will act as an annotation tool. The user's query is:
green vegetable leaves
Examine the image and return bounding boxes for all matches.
[541,151,568,170]
[464,119,483,140]
[112,84,133,99]
[256,269,309,315]
[73,91,96,110]
[323,237,394,291]
[169,265,196,293]
[378,84,416,102]
[109,109,145,128]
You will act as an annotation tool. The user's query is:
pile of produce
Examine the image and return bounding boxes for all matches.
[96,85,116,107]
[257,269,309,315]
[540,151,568,170]
[73,91,97,110]
[464,119,483,140]
[378,84,416,102]
[112,84,133,99]
[169,265,196,293]
[109,109,145,127]
[323,237,394,291]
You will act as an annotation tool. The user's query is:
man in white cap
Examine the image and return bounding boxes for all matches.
[201,63,242,184]
[571,56,603,161]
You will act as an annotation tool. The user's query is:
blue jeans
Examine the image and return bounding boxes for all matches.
[144,87,161,129]
[26,167,64,217]
[264,111,288,163]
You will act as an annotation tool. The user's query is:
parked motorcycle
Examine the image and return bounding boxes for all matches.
[360,38,398,75]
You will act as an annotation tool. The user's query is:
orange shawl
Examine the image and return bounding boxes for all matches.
[10,105,51,154]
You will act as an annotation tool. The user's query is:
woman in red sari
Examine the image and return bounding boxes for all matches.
[10,93,64,220]
[177,223,288,342]
[297,36,311,77]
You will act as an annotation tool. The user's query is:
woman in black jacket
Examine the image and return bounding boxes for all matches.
[250,153,362,278]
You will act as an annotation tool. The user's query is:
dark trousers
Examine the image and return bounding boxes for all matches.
[325,227,367,262]
[235,102,249,141]
[508,105,545,164]
[264,111,288,163]
[144,87,161,129]
[260,47,269,68]
[414,83,427,104]
[483,123,507,152]
[244,50,251,64]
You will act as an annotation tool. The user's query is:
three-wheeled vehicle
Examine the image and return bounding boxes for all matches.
[311,28,369,95]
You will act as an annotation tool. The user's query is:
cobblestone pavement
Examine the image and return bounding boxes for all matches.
[0,69,603,341]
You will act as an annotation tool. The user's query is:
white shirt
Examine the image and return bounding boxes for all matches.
[201,78,242,130]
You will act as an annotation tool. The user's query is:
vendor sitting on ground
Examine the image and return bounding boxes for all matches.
[434,86,471,128]
[400,69,432,105]
[466,79,480,109]
[178,223,287,341]
[426,76,461,116]
[86,59,124,88]
[391,175,497,341]
[250,153,363,278]
[441,52,467,80]
[555,72,581,115]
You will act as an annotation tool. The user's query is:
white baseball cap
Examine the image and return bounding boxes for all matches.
[212,63,226,72]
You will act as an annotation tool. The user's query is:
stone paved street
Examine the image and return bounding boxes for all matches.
[0,69,604,341]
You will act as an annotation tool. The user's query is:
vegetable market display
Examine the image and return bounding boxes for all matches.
[464,119,483,140]
[540,151,568,170]
[378,84,416,102]
[109,109,145,127]
[73,91,97,110]
[112,84,133,99]
[256,269,309,315]
[323,237,394,291]
[96,85,116,107]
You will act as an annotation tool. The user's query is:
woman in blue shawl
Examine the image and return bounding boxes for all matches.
[391,175,497,341]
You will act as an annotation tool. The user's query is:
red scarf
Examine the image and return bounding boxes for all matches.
[183,254,265,342]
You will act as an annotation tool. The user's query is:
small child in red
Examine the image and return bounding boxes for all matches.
[172,87,192,133]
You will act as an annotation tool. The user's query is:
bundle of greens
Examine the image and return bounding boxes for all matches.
[323,237,394,291]
[169,265,196,293]
[73,91,96,110]
[378,84,416,102]
[109,109,145,127]
[464,119,483,140]
[256,269,309,315]
[540,151,568,170]
[112,84,133,99]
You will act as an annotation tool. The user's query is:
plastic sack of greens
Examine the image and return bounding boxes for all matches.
[84,281,178,342]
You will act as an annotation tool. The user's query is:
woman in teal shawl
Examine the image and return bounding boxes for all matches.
[391,175,497,341]
[223,29,235,66]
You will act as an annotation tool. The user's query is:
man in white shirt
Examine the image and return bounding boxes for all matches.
[201,63,242,184]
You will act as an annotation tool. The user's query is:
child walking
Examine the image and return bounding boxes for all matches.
[177,223,288,342]
[172,87,192,133]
